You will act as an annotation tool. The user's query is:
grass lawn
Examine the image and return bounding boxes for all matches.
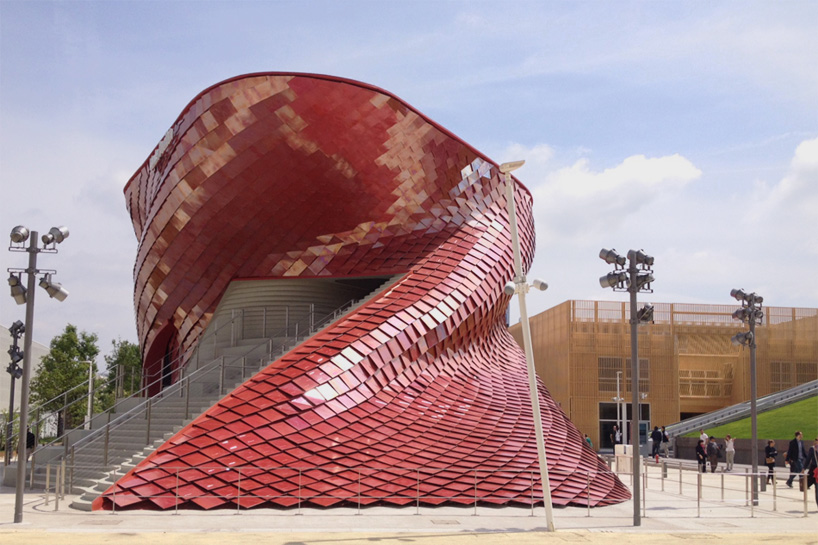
[684,395,818,439]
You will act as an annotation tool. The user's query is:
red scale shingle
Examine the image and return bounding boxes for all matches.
[95,73,630,512]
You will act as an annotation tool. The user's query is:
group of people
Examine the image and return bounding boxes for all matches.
[695,429,818,508]
[694,429,736,473]
[608,424,672,458]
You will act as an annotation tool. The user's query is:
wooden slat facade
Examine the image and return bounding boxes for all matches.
[510,300,818,450]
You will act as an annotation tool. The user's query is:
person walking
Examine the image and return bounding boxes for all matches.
[661,426,670,458]
[699,429,708,445]
[765,440,778,484]
[724,434,735,472]
[650,426,662,460]
[610,425,621,447]
[785,430,807,488]
[806,436,818,508]
[584,434,593,450]
[706,436,720,473]
[696,439,707,473]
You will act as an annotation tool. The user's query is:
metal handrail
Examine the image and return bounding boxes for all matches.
[41,296,367,469]
[666,378,818,436]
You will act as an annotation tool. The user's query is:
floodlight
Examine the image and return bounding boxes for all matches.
[731,331,753,346]
[632,250,654,266]
[730,288,748,301]
[6,363,22,380]
[599,248,626,266]
[732,308,751,322]
[9,320,25,337]
[636,304,654,323]
[635,272,655,290]
[532,279,548,292]
[8,274,27,305]
[9,226,29,244]
[599,271,627,289]
[503,282,516,296]
[7,346,23,365]
[39,274,69,301]
[499,160,525,174]
[41,226,69,245]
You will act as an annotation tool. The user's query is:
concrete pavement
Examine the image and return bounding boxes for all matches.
[1,461,816,544]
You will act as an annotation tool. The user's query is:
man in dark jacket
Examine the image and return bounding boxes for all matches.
[785,430,807,488]
[650,426,662,458]
[706,436,720,473]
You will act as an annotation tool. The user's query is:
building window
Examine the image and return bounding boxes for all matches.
[772,361,818,392]
[598,356,649,394]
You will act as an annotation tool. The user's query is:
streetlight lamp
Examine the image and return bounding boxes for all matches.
[5,320,25,467]
[730,288,763,505]
[499,160,555,532]
[599,247,654,527]
[6,224,69,523]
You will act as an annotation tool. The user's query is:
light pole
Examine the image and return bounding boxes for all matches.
[5,320,25,467]
[500,160,554,531]
[613,370,624,448]
[7,225,69,523]
[730,288,763,506]
[599,248,654,527]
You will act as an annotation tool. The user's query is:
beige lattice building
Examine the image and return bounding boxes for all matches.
[509,301,818,451]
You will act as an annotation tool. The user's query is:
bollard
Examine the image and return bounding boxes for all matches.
[679,462,683,495]
[642,461,647,518]
[530,470,534,517]
[721,472,724,501]
[45,464,51,507]
[175,468,180,516]
[54,463,61,512]
[772,473,777,512]
[587,472,591,518]
[473,469,478,516]
[357,468,362,515]
[804,473,809,518]
[697,471,701,518]
[416,469,421,516]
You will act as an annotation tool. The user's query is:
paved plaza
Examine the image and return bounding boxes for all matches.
[1,461,816,544]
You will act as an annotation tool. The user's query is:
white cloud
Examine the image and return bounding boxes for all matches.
[524,149,701,243]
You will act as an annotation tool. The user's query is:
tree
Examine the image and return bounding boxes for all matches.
[99,338,142,409]
[29,324,99,436]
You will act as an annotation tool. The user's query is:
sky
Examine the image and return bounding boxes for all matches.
[1,1,816,368]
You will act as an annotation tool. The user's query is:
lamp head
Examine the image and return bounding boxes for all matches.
[499,160,525,174]
[635,272,655,290]
[39,274,69,302]
[41,226,69,245]
[9,320,25,337]
[632,250,654,267]
[9,225,30,244]
[532,279,548,292]
[599,248,626,266]
[636,304,655,323]
[8,274,27,305]
[600,271,627,289]
[6,363,22,380]
[731,331,753,347]
[503,282,517,296]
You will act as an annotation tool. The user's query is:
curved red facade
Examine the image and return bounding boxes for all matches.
[96,73,629,510]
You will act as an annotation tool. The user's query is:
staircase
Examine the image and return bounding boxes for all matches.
[26,275,401,511]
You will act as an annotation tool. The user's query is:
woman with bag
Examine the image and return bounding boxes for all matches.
[765,439,778,484]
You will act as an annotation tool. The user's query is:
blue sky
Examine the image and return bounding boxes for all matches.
[1,1,816,363]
